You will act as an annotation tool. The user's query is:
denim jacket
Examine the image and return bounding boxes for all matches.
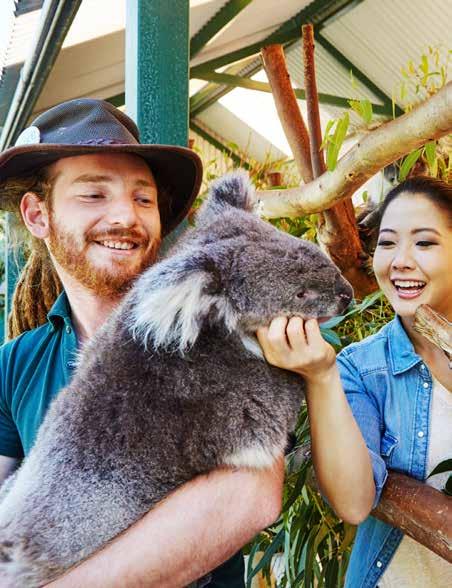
[336,316,433,588]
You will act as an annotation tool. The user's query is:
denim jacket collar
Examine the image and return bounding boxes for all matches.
[387,316,423,375]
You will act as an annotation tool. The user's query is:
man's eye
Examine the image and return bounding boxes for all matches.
[79,194,104,200]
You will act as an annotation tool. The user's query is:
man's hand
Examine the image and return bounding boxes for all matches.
[257,317,336,383]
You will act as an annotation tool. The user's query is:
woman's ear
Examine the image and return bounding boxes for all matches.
[20,192,50,239]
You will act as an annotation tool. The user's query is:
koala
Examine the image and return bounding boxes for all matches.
[0,171,353,587]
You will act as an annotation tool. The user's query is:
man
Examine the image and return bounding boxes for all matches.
[0,99,284,587]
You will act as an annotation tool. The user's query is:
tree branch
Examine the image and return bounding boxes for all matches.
[253,82,452,217]
[302,24,325,177]
[261,44,313,183]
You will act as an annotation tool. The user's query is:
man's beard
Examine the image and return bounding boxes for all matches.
[48,216,160,298]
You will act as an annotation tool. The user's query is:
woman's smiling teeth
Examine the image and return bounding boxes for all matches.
[98,240,136,250]
[392,279,426,297]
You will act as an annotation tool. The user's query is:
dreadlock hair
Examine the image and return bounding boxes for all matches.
[1,170,63,340]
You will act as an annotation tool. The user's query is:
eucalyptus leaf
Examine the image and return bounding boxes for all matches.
[320,328,342,347]
[247,528,284,581]
[399,148,422,181]
[428,458,452,477]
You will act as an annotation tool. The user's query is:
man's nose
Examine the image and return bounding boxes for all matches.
[106,196,138,227]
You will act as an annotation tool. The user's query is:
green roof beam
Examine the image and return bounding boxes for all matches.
[190,57,262,116]
[192,72,394,116]
[190,0,253,59]
[314,32,403,116]
[190,0,362,77]
[190,120,251,170]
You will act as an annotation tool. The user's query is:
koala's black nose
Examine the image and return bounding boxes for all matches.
[334,275,354,310]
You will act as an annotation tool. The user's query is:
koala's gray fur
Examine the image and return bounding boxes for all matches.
[0,171,352,587]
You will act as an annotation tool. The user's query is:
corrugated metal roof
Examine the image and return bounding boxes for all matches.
[191,0,312,67]
[322,0,452,107]
[0,1,44,128]
[0,0,450,164]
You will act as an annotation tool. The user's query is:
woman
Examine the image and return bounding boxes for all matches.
[257,176,452,587]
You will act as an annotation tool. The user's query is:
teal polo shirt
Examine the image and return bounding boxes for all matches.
[0,292,244,587]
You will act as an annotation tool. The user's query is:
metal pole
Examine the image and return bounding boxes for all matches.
[126,0,189,146]
[126,0,190,249]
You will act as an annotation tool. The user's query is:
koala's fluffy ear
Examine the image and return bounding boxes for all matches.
[128,247,237,353]
[196,169,254,225]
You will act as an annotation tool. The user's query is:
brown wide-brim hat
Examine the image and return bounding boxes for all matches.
[0,98,203,235]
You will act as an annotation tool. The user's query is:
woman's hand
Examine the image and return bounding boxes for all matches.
[256,317,337,384]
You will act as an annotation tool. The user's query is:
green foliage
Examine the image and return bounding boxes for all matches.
[395,46,451,183]
[398,46,450,108]
[321,112,349,171]
[348,98,373,125]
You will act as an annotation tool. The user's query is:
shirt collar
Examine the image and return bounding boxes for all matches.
[47,291,73,330]
[387,315,423,375]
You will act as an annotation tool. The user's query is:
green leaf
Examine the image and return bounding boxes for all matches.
[444,475,452,496]
[424,141,436,166]
[326,113,349,171]
[399,148,422,181]
[338,522,356,553]
[361,99,373,124]
[320,119,335,149]
[320,328,342,347]
[246,528,284,581]
[424,141,438,175]
[420,54,429,75]
[428,458,452,478]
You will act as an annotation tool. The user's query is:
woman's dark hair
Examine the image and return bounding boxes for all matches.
[378,175,452,227]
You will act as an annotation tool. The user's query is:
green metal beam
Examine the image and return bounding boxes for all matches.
[315,32,403,116]
[194,71,394,116]
[189,0,366,120]
[126,0,189,146]
[190,120,251,170]
[190,0,253,59]
[190,0,362,77]
[106,93,125,108]
[190,58,262,116]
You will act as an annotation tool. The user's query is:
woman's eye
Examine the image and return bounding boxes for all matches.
[416,241,436,247]
[135,195,156,206]
[376,240,395,247]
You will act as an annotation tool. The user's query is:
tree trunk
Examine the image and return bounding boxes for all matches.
[301,25,377,298]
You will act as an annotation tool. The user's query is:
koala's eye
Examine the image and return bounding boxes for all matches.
[296,290,306,299]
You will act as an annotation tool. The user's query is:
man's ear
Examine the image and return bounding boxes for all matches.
[20,192,50,239]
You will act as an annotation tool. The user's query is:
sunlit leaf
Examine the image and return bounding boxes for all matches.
[399,148,422,181]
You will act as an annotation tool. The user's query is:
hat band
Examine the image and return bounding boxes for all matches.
[74,138,135,146]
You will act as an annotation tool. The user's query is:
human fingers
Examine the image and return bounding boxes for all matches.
[286,316,307,350]
[266,316,291,353]
[304,319,337,365]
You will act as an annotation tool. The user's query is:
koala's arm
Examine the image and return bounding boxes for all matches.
[45,459,284,588]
